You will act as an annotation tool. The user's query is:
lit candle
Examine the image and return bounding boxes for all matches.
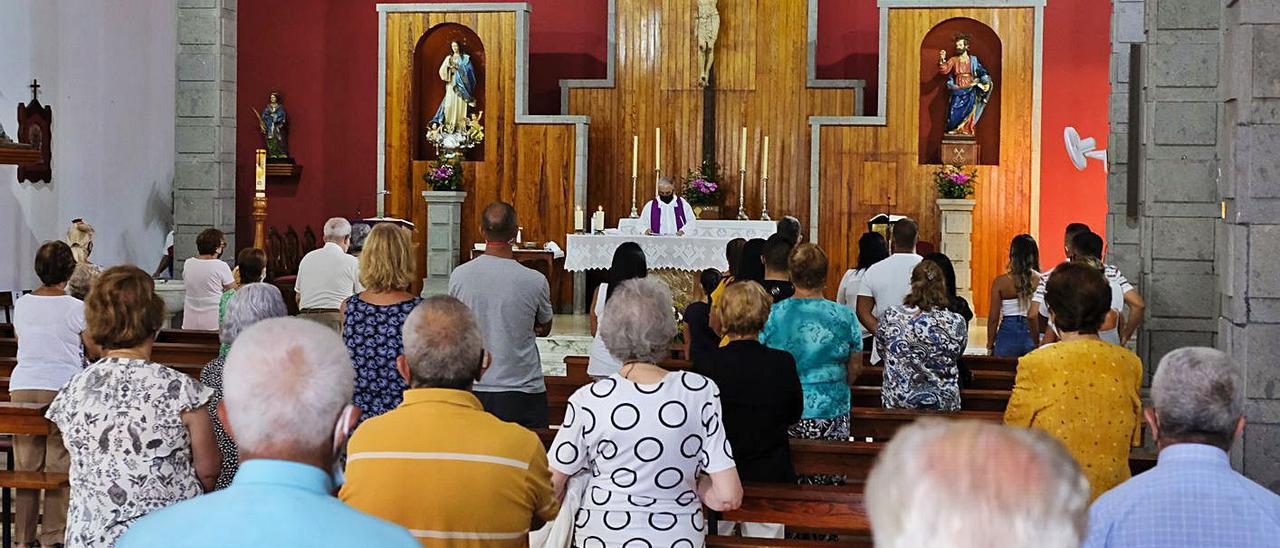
[631,135,638,178]
[739,127,747,169]
[255,149,266,193]
[762,136,770,179]
[574,206,584,233]
[654,128,661,170]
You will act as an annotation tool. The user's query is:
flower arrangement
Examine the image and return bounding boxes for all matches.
[934,164,977,199]
[424,154,464,191]
[681,160,724,206]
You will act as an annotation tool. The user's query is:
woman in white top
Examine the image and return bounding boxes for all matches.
[987,234,1041,357]
[11,241,89,548]
[550,278,742,548]
[182,228,235,330]
[835,232,889,350]
[587,242,647,378]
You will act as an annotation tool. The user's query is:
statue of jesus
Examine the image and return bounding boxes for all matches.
[696,0,720,87]
[430,41,477,133]
[938,32,993,137]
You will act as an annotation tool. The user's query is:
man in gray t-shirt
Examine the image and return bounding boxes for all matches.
[448,202,554,428]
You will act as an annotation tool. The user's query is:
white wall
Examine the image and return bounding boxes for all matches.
[0,0,176,291]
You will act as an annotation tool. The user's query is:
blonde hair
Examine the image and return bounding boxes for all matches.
[66,221,95,264]
[359,224,416,291]
[714,281,772,337]
[788,243,829,290]
[904,261,950,310]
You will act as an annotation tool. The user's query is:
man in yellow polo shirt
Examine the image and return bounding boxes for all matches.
[339,296,559,546]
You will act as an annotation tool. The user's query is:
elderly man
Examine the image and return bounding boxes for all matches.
[866,419,1090,548]
[118,318,418,547]
[340,296,559,543]
[295,217,363,331]
[449,202,553,428]
[1086,347,1280,547]
[639,177,696,235]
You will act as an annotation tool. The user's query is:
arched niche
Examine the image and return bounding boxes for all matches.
[414,23,486,161]
[919,18,1001,166]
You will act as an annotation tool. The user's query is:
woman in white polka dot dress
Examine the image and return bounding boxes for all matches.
[549,278,743,548]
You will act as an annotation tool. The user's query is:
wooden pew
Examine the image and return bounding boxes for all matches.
[0,338,218,366]
[856,366,1015,391]
[154,329,221,346]
[0,402,70,548]
[850,386,1011,412]
[849,408,1005,440]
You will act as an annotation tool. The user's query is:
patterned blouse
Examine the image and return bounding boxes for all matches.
[343,294,423,422]
[200,356,238,490]
[46,357,213,547]
[875,305,968,411]
[760,297,862,420]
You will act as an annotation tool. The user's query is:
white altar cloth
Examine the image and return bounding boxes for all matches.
[565,234,731,272]
[616,218,776,239]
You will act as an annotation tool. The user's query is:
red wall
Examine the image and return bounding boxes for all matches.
[237,0,1108,271]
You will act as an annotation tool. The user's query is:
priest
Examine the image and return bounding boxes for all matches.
[640,178,697,236]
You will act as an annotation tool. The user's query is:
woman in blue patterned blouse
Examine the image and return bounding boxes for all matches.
[760,243,862,485]
[875,260,968,411]
[341,224,422,422]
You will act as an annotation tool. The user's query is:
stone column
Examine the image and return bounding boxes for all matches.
[1220,0,1280,492]
[937,198,976,304]
[174,0,237,273]
[422,190,467,296]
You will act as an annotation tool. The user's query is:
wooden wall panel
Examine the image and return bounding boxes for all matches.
[568,0,855,241]
[817,8,1035,308]
[385,10,576,302]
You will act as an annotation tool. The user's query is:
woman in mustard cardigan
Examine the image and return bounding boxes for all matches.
[1004,262,1143,501]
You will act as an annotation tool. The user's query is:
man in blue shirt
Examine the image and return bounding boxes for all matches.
[1086,347,1280,548]
[118,318,418,547]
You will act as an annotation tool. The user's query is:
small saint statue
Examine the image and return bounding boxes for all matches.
[431,41,477,133]
[696,0,720,87]
[938,32,993,136]
[253,92,289,158]
[640,178,696,236]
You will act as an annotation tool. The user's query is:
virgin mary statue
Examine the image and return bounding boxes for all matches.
[430,41,477,133]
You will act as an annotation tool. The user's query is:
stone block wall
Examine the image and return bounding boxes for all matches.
[174,0,236,272]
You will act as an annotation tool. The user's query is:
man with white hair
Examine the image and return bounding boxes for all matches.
[295,217,363,331]
[1086,347,1280,547]
[639,177,696,235]
[865,419,1090,548]
[340,296,559,542]
[117,318,418,547]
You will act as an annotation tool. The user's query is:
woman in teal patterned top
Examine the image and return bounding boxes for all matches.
[760,244,862,485]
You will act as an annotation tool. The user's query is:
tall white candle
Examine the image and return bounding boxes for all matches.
[762,136,770,179]
[739,127,747,168]
[631,135,638,178]
[654,128,661,169]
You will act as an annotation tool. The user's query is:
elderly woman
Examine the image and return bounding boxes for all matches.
[216,247,268,356]
[182,228,235,330]
[549,278,742,547]
[1004,262,1143,501]
[11,241,84,548]
[66,220,103,300]
[342,223,422,421]
[876,261,969,411]
[760,244,861,484]
[47,266,220,546]
[202,283,287,490]
[695,281,801,538]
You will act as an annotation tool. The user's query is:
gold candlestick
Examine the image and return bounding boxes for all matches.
[759,175,771,221]
[736,168,749,220]
[629,175,639,218]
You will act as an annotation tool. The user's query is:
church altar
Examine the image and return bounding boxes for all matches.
[565,220,777,272]
[615,218,776,240]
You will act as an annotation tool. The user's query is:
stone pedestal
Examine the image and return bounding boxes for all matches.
[153,279,187,329]
[422,190,467,296]
[937,198,976,303]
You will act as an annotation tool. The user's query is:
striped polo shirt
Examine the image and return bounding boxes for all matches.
[339,389,559,546]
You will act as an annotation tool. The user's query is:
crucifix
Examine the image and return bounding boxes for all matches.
[697,0,719,166]
[28,79,40,100]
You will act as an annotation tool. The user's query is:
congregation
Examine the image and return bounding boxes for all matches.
[3,204,1278,548]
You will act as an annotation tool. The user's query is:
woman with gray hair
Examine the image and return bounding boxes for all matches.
[200,283,288,489]
[548,278,742,547]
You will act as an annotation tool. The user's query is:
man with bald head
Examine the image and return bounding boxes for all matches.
[448,201,554,428]
[639,177,696,235]
[866,419,1090,548]
[340,296,559,542]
